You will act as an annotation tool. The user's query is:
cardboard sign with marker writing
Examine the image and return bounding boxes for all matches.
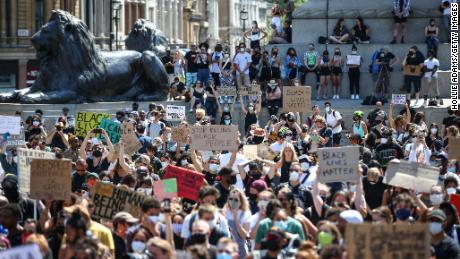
[392,94,407,105]
[239,83,261,96]
[317,146,360,183]
[0,244,42,259]
[190,125,238,151]
[216,87,237,96]
[282,86,311,112]
[243,145,258,160]
[75,112,111,137]
[0,115,21,135]
[449,137,460,161]
[120,121,142,155]
[166,105,186,121]
[345,223,429,259]
[172,126,190,143]
[257,144,277,161]
[0,129,25,147]
[99,118,121,144]
[163,165,204,201]
[17,148,55,194]
[382,160,439,193]
[30,159,72,200]
[92,181,146,220]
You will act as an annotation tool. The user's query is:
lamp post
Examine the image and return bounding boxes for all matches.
[112,0,122,50]
[240,8,248,40]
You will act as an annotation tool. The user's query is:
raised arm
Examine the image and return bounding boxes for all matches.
[117,141,132,177]
[388,103,396,129]
[190,149,204,173]
[79,130,93,160]
[45,130,57,145]
[239,94,247,114]
[404,103,411,124]
[312,167,324,217]
[256,92,263,114]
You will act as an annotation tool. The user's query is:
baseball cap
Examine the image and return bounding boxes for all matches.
[251,180,268,192]
[428,209,447,222]
[340,210,364,224]
[113,212,139,225]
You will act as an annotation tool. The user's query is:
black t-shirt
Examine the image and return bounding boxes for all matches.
[434,236,460,259]
[71,171,87,192]
[375,142,404,167]
[377,52,396,71]
[25,127,42,141]
[362,176,387,209]
[112,231,127,259]
[86,157,110,174]
[304,203,330,226]
[185,51,198,73]
[319,127,333,147]
[162,56,174,74]
[214,182,232,209]
[443,115,459,129]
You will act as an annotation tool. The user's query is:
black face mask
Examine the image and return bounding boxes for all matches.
[229,175,237,185]
[253,136,264,144]
[189,233,207,245]
[55,225,65,235]
[249,193,258,201]
[92,150,103,158]
[3,187,19,203]
[266,239,282,251]
[251,172,262,180]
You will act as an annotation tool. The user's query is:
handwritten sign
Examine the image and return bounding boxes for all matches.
[243,145,258,160]
[317,146,360,183]
[345,223,429,259]
[0,129,25,147]
[17,148,55,194]
[257,144,277,160]
[153,178,178,200]
[172,126,190,143]
[216,87,237,96]
[282,86,311,112]
[92,181,146,220]
[166,105,186,121]
[75,112,110,137]
[120,121,142,155]
[163,165,204,201]
[190,125,238,151]
[0,115,21,135]
[30,159,72,200]
[392,94,407,105]
[0,244,42,259]
[99,118,121,144]
[239,83,261,96]
[382,160,439,193]
[449,137,460,161]
[42,117,57,134]
[346,55,361,66]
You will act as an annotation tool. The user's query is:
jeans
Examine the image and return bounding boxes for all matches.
[211,72,221,86]
[205,97,218,118]
[197,68,210,85]
[186,72,197,87]
[425,36,439,55]
[348,67,360,95]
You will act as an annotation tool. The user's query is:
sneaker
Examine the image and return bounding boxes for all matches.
[356,95,360,100]
[351,95,355,100]
[189,108,194,113]
[337,95,340,100]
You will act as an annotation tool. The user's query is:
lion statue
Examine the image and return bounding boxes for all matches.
[125,19,168,58]
[0,10,168,104]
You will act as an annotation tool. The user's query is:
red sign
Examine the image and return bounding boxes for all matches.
[163,165,204,201]
[450,194,460,215]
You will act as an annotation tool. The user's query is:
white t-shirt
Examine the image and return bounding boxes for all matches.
[219,152,248,190]
[424,58,440,78]
[442,0,451,15]
[270,141,285,154]
[233,52,252,75]
[181,211,230,238]
[325,110,342,134]
[225,210,251,224]
[211,52,223,73]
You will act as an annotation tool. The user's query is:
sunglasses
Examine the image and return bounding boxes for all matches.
[228,198,239,202]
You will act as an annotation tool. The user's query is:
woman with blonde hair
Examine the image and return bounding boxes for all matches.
[147,237,175,259]
[224,188,251,258]
[315,221,342,250]
[388,103,411,143]
[268,142,299,185]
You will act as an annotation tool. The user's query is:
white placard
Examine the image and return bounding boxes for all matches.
[346,55,361,66]
[392,94,407,105]
[0,244,41,259]
[17,148,55,194]
[166,105,186,121]
[0,115,21,135]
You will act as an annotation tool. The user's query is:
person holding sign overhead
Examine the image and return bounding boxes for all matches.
[240,93,262,134]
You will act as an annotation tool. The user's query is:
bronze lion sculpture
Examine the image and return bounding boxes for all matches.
[125,19,168,58]
[0,10,169,103]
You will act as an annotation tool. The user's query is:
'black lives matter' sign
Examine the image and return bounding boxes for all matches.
[318,146,360,183]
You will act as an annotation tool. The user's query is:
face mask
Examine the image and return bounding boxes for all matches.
[148,215,159,223]
[430,194,443,205]
[431,128,438,134]
[309,45,314,50]
[209,163,219,172]
[228,199,240,210]
[224,119,231,125]
[161,161,168,169]
[335,51,340,55]
[223,106,230,112]
[274,220,288,231]
[258,200,268,211]
[412,137,417,142]
[318,231,333,248]
[229,175,237,185]
[217,252,233,259]
[289,171,300,182]
[429,222,443,235]
[253,136,264,144]
[447,187,457,195]
[380,138,388,144]
[181,160,188,166]
[32,121,40,126]
[240,48,245,52]
[448,167,456,173]
[12,156,18,164]
[395,208,411,221]
[172,223,182,234]
[207,220,215,229]
[131,241,146,253]
[248,107,254,113]
[325,107,331,113]
[142,188,153,196]
[351,50,357,54]
[92,150,102,158]
[300,162,310,171]
[349,184,357,192]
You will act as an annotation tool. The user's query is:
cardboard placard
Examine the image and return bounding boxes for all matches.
[153,178,178,200]
[449,137,460,161]
[172,126,190,143]
[346,55,361,65]
[239,83,261,96]
[30,159,72,200]
[345,223,429,259]
[17,148,55,194]
[120,121,142,155]
[0,129,25,147]
[243,145,258,160]
[216,87,237,96]
[0,244,42,259]
[75,112,111,137]
[42,117,57,134]
[92,181,146,220]
[163,165,204,201]
[382,160,439,193]
[257,143,277,161]
[317,146,360,183]
[0,115,21,135]
[282,86,311,112]
[166,105,186,121]
[392,94,407,105]
[189,125,238,151]
[99,118,121,144]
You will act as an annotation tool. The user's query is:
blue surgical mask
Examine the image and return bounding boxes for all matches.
[217,252,233,259]
[131,241,146,253]
[274,220,288,230]
[395,208,411,221]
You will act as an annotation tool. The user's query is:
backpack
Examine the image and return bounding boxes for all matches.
[318,36,328,44]
[369,50,381,74]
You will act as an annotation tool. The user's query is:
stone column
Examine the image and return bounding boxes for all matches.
[9,0,18,46]
[0,0,7,46]
[17,60,28,90]
[178,0,183,42]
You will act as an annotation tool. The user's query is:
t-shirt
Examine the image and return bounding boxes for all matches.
[270,141,285,154]
[211,52,223,73]
[424,58,440,77]
[325,111,342,134]
[377,52,396,71]
[255,217,305,244]
[90,222,115,251]
[147,120,165,139]
[375,142,404,167]
[185,51,198,73]
[214,182,233,208]
[443,115,459,129]
[71,171,88,192]
[318,127,333,147]
[180,211,230,239]
[234,52,252,75]
[434,236,460,259]
[304,51,318,69]
[362,176,387,209]
[442,0,452,15]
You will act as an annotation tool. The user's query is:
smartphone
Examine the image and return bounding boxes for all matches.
[93,128,102,134]
[162,199,171,213]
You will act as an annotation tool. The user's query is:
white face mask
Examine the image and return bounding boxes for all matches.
[380,138,388,144]
[430,194,443,205]
[300,162,310,171]
[207,220,216,229]
[325,107,331,113]
[258,200,268,211]
[209,163,219,172]
[289,171,300,182]
[131,241,146,253]
[431,128,438,134]
[351,51,357,54]
[447,187,457,195]
[148,215,159,223]
[181,160,188,166]
[12,156,18,164]
[224,120,231,125]
[240,48,245,53]
[32,121,40,126]
[429,222,443,235]
[161,161,168,169]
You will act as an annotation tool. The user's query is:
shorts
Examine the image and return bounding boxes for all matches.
[332,133,342,145]
[320,67,331,76]
[271,67,281,79]
[186,72,197,87]
[394,15,408,23]
[332,67,342,76]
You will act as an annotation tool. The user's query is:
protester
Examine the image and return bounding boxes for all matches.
[391,0,411,44]
[330,48,344,100]
[329,18,350,44]
[346,45,363,100]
